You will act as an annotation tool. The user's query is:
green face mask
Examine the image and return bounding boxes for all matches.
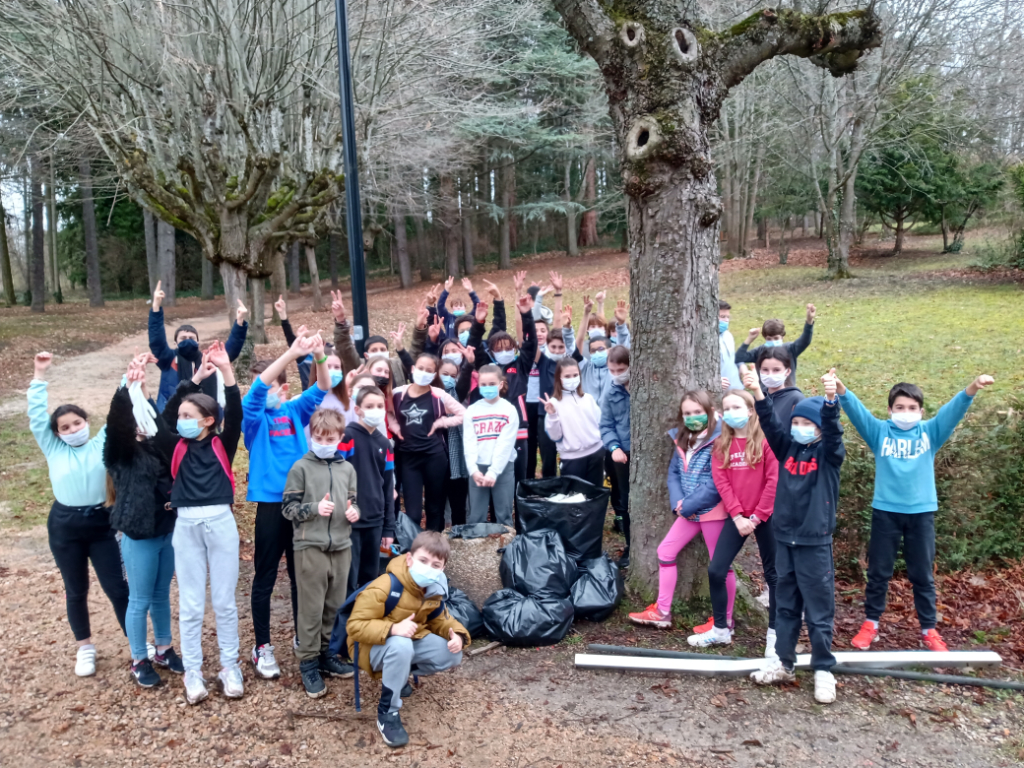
[684,413,708,431]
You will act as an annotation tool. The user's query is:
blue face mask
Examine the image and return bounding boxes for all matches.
[451,309,466,317]
[590,350,608,368]
[458,330,470,346]
[266,391,282,410]
[408,559,444,588]
[479,384,500,400]
[440,374,456,390]
[718,319,730,334]
[723,411,749,429]
[763,340,782,348]
[790,424,818,444]
[329,370,344,388]
[177,418,203,439]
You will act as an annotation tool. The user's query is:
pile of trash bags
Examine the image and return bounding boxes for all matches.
[482,478,624,646]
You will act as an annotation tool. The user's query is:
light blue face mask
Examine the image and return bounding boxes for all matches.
[408,559,444,588]
[266,391,282,410]
[441,374,457,390]
[458,330,470,346]
[451,309,466,317]
[493,350,515,366]
[329,370,344,388]
[763,340,782,348]
[718,319,730,334]
[177,418,202,439]
[590,350,608,368]
[723,411,749,429]
[479,384,500,400]
[790,424,818,444]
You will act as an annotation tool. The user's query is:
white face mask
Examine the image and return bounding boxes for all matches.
[362,408,386,428]
[493,350,515,365]
[412,368,435,387]
[760,372,787,390]
[588,327,604,340]
[561,376,581,391]
[891,411,922,430]
[544,348,565,362]
[310,440,338,459]
[366,351,389,362]
[611,370,630,386]
[442,352,463,366]
[59,425,90,447]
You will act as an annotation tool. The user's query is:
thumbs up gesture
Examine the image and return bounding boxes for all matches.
[447,628,464,654]
[344,499,360,523]
[318,492,335,517]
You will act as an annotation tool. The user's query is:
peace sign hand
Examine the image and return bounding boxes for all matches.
[331,290,347,323]
[539,393,556,415]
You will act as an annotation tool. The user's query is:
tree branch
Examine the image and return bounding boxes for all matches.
[712,8,883,92]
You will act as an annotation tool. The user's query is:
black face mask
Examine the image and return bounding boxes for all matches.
[372,375,390,390]
[177,338,201,362]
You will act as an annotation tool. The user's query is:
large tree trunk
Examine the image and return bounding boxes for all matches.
[157,220,176,306]
[288,241,301,295]
[220,261,247,325]
[577,157,599,247]
[201,257,214,299]
[0,194,15,307]
[270,248,287,324]
[564,160,579,257]
[249,275,267,344]
[440,175,461,277]
[415,215,431,281]
[393,208,413,289]
[143,210,159,294]
[46,169,62,303]
[30,161,45,313]
[892,209,906,256]
[78,157,103,307]
[329,231,341,288]
[462,192,475,275]
[499,158,513,270]
[304,244,323,310]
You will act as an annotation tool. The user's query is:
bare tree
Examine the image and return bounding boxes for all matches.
[78,156,103,307]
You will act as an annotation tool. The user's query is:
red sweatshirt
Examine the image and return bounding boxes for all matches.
[711,437,779,523]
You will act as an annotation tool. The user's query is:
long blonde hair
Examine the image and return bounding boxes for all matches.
[714,389,765,470]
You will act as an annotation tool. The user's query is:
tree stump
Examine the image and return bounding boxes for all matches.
[445,526,516,608]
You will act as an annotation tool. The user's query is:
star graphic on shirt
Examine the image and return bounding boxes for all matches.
[403,403,428,425]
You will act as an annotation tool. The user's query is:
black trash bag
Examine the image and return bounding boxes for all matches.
[499,530,578,598]
[449,523,509,540]
[395,512,422,554]
[571,555,624,622]
[482,589,574,647]
[517,476,610,562]
[446,587,486,639]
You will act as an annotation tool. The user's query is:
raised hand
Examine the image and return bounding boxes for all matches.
[582,294,594,316]
[235,298,248,325]
[445,276,455,292]
[34,351,53,378]
[344,500,360,523]
[416,298,429,330]
[308,332,326,359]
[459,342,476,366]
[821,368,837,400]
[288,325,311,357]
[318,492,335,517]
[345,363,367,388]
[428,315,444,343]
[447,628,463,654]
[207,340,231,370]
[741,363,762,399]
[806,303,817,324]
[461,276,474,293]
[549,270,563,293]
[826,367,846,396]
[562,305,573,328]
[539,393,556,416]
[390,322,408,350]
[482,279,501,301]
[513,270,527,295]
[475,300,489,324]
[331,290,347,323]
[192,350,217,384]
[516,294,532,314]
[594,290,606,305]
[614,299,627,325]
[152,280,165,311]
[274,294,288,321]
[430,283,444,305]
[967,374,994,397]
[745,327,761,345]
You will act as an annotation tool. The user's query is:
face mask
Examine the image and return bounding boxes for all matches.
[177,418,203,439]
[684,413,708,431]
[350,387,363,404]
[366,350,389,362]
[408,559,444,588]
[493,350,515,365]
[610,335,619,345]
[763,340,782,348]
[561,376,581,391]
[723,410,749,429]
[59,425,90,447]
[479,384,500,401]
[265,391,282,410]
[362,408,386,428]
[451,309,466,317]
[310,440,338,459]
[372,375,390,389]
[760,372,787,390]
[442,352,463,366]
[544,348,565,362]
[458,330,470,346]
[891,411,922,430]
[412,368,435,387]
[176,338,200,361]
[329,370,344,388]
[718,319,729,334]
[791,424,818,444]
[588,327,604,340]
[591,350,608,368]
[440,374,456,390]
[611,369,630,386]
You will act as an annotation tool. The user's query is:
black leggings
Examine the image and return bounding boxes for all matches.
[349,524,385,593]
[47,502,129,642]
[560,448,604,488]
[611,455,631,555]
[251,501,299,648]
[605,450,626,514]
[709,515,777,630]
[446,475,469,527]
[399,449,449,532]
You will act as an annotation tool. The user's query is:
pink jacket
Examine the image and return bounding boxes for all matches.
[711,437,779,523]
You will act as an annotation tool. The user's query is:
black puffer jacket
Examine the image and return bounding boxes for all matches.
[103,386,177,540]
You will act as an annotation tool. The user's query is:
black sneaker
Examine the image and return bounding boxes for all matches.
[612,515,624,533]
[377,711,409,748]
[131,659,161,688]
[318,652,354,679]
[299,659,327,698]
[401,681,414,698]
[618,550,631,569]
[152,647,185,674]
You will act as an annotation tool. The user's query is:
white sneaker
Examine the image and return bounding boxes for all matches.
[687,626,733,647]
[814,670,837,704]
[293,635,299,651]
[764,628,778,660]
[75,646,97,677]
[251,644,281,679]
[218,665,244,699]
[184,671,209,705]
[750,659,796,685]
[147,642,156,660]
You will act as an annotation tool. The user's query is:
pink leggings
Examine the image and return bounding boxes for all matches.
[656,516,736,620]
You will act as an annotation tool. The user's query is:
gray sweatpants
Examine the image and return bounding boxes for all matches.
[466,462,515,527]
[369,634,463,715]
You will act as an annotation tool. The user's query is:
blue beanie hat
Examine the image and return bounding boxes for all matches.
[790,396,825,428]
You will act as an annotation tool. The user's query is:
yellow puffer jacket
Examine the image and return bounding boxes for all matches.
[346,555,471,678]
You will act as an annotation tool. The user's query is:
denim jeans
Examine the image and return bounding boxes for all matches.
[121,532,176,661]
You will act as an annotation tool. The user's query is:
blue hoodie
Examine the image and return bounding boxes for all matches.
[666,423,723,517]
[838,388,974,514]
[599,383,630,453]
[242,378,327,502]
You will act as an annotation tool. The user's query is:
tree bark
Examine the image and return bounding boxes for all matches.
[499,158,514,270]
[78,157,103,307]
[329,231,340,288]
[415,215,431,281]
[0,195,16,307]
[440,175,461,278]
[249,275,267,344]
[201,257,214,299]
[220,261,247,325]
[305,244,323,310]
[46,168,62,303]
[30,160,45,313]
[270,248,287,323]
[564,160,579,257]
[460,179,475,276]
[393,208,413,289]
[288,241,302,295]
[893,209,906,256]
[157,219,176,306]
[143,210,159,294]
[577,157,599,247]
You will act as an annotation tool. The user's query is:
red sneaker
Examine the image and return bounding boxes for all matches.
[921,629,949,652]
[851,620,879,650]
[628,604,671,629]
[693,616,714,633]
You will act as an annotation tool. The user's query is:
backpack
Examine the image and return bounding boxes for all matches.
[170,437,235,494]
[327,571,446,711]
